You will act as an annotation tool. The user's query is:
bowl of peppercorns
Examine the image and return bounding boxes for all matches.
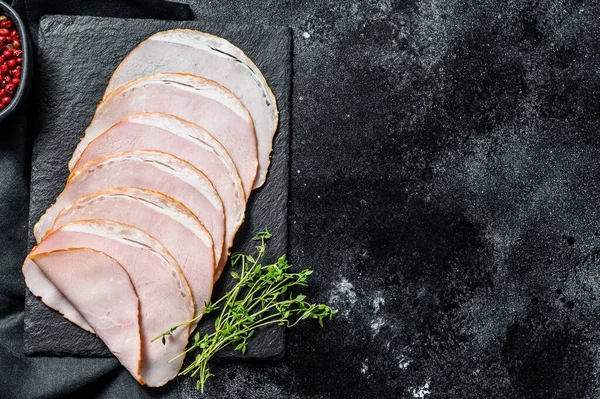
[0,1,30,122]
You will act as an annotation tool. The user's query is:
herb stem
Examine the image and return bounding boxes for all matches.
[155,229,337,393]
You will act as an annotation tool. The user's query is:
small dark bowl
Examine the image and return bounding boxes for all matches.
[0,1,31,122]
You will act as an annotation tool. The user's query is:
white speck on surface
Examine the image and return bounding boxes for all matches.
[399,356,412,369]
[360,360,368,374]
[370,317,385,336]
[302,31,310,39]
[412,381,431,398]
[297,169,301,174]
[317,195,321,199]
[373,292,385,312]
[299,96,304,101]
[377,0,392,13]
[329,277,357,317]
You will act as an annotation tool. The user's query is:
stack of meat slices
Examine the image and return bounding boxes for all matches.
[22,30,278,387]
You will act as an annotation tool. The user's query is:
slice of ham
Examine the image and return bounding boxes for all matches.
[25,249,143,384]
[51,187,215,328]
[72,113,245,277]
[68,73,258,198]
[104,30,278,189]
[25,220,194,386]
[34,150,225,269]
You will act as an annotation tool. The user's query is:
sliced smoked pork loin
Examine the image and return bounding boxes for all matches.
[50,187,215,329]
[26,249,143,384]
[24,220,194,386]
[34,150,226,269]
[103,29,278,189]
[23,29,282,389]
[72,113,245,277]
[68,73,258,198]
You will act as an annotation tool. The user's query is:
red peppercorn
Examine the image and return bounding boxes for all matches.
[0,16,23,110]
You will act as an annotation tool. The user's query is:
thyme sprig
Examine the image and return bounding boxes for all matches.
[152,229,337,392]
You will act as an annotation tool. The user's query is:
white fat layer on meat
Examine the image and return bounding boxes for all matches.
[62,188,212,249]
[60,220,186,292]
[125,114,245,214]
[132,73,251,123]
[150,30,276,119]
[75,151,223,213]
[126,114,242,196]
[132,113,218,155]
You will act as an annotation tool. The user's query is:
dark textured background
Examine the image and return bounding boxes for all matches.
[1,0,600,398]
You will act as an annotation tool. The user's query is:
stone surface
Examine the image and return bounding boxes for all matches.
[178,1,600,398]
[24,15,291,360]
[2,0,600,398]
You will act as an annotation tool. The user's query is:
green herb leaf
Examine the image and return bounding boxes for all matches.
[159,229,337,393]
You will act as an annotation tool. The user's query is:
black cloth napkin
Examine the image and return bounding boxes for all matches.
[0,1,192,397]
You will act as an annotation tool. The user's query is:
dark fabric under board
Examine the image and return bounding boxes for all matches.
[24,15,292,359]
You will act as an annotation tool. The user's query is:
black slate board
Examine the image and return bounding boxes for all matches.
[24,15,292,359]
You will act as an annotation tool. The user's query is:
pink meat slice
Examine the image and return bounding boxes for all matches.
[104,30,278,189]
[25,249,143,384]
[51,187,215,328]
[69,73,257,198]
[72,113,245,277]
[34,150,225,268]
[30,220,194,386]
[26,220,194,387]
